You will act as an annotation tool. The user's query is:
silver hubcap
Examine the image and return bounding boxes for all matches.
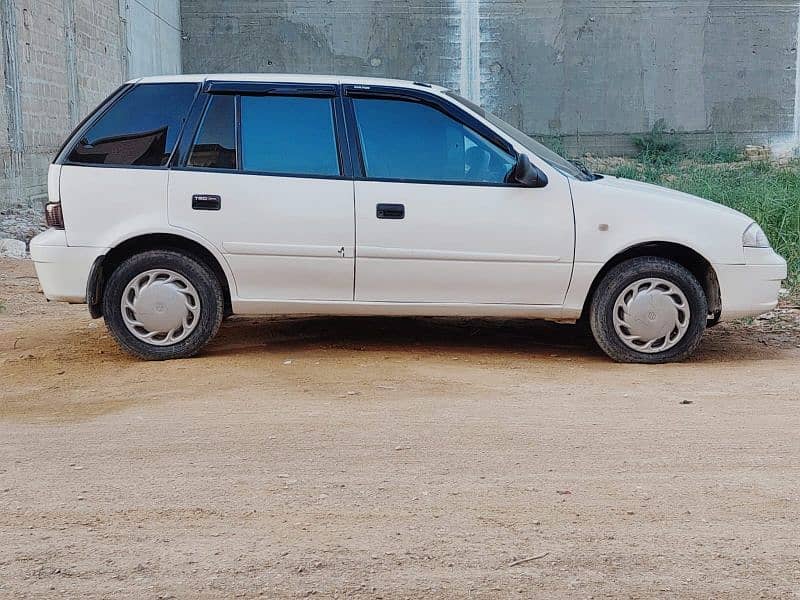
[121,269,201,346]
[612,278,690,354]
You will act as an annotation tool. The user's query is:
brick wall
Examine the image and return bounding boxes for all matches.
[0,0,124,210]
[0,0,180,211]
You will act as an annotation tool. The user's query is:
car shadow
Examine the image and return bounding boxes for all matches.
[205,315,792,364]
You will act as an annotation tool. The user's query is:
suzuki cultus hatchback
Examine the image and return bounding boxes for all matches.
[31,75,787,363]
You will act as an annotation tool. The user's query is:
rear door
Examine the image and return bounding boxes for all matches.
[345,86,574,305]
[168,83,355,301]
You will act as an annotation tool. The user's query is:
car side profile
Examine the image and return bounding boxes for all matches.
[31,74,787,363]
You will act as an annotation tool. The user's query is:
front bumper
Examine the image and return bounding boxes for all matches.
[30,229,108,303]
[715,247,788,321]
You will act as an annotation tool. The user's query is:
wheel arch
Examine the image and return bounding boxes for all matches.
[580,241,721,323]
[87,232,233,319]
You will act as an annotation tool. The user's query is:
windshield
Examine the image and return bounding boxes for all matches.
[445,91,594,181]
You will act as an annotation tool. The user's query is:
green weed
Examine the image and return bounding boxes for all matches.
[632,119,683,165]
[694,145,741,164]
[540,135,568,158]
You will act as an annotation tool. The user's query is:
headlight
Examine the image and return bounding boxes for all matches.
[742,222,770,248]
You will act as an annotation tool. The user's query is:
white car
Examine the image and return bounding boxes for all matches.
[31,74,787,363]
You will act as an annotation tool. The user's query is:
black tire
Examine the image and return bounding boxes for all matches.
[589,257,708,364]
[102,250,224,360]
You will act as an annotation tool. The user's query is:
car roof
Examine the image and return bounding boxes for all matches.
[128,73,448,92]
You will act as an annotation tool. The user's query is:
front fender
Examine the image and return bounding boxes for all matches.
[570,177,750,266]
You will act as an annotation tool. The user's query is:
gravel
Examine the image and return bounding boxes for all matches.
[0,238,27,258]
[0,204,46,249]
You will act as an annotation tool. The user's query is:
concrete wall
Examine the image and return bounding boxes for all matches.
[181,0,800,155]
[121,0,182,78]
[0,0,181,210]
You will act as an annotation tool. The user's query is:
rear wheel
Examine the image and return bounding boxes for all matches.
[103,250,224,360]
[589,257,707,363]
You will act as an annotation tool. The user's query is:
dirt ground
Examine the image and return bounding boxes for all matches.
[1,257,799,599]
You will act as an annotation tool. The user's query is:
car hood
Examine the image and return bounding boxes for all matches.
[592,175,752,224]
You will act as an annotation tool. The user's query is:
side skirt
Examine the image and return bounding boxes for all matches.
[231,299,575,321]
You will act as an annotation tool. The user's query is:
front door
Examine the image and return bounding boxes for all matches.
[347,90,574,305]
[168,88,355,301]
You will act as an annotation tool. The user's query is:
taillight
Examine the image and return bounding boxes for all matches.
[45,202,64,229]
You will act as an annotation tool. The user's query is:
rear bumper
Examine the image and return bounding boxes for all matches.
[30,229,107,303]
[715,248,788,321]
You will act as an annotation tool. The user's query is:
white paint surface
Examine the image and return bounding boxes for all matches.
[169,170,355,301]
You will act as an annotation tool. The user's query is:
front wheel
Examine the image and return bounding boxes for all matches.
[103,250,224,360]
[589,257,708,363]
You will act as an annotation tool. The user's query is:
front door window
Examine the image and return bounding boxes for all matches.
[352,97,515,184]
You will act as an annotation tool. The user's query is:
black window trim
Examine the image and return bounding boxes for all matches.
[57,82,202,170]
[343,84,526,188]
[203,80,338,98]
[170,89,213,169]
[234,94,244,172]
[173,83,353,181]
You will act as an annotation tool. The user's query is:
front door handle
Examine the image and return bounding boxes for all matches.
[376,203,404,219]
[192,194,221,211]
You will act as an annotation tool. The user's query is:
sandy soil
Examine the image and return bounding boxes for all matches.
[1,257,799,599]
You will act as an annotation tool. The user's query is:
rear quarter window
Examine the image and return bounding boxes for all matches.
[188,95,237,170]
[66,83,198,167]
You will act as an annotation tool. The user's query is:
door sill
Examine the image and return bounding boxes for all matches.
[231,298,568,319]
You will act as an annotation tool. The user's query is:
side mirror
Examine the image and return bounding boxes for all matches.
[509,154,548,188]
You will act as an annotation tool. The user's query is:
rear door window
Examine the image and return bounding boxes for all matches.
[67,83,198,167]
[240,96,340,177]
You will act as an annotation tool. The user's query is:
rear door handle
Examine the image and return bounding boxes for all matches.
[376,203,404,219]
[192,194,221,211]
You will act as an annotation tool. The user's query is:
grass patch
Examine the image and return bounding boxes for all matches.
[539,135,568,158]
[631,119,683,165]
[609,156,800,288]
[693,145,742,164]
